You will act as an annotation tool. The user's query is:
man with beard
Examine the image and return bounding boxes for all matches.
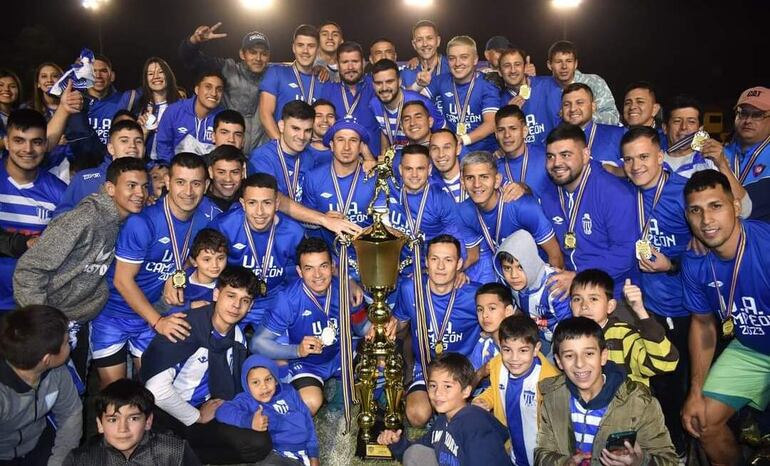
[306,99,335,166]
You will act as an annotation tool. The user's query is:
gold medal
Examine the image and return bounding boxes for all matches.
[519,84,531,100]
[722,319,735,338]
[434,342,444,354]
[456,122,468,136]
[172,270,187,289]
[690,130,709,152]
[635,239,653,260]
[256,277,268,297]
[564,232,577,250]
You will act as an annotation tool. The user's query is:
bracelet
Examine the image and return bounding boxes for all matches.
[460,134,472,146]
[152,316,162,330]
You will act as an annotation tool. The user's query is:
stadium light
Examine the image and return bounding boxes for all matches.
[241,0,274,9]
[404,0,434,7]
[552,0,582,8]
[82,0,108,10]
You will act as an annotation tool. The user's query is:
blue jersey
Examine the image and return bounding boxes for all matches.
[496,144,554,199]
[399,55,452,88]
[154,97,222,164]
[430,171,466,203]
[248,139,314,201]
[682,220,770,355]
[305,144,333,168]
[505,357,545,466]
[469,335,498,372]
[320,77,382,155]
[53,158,110,217]
[724,136,770,221]
[459,194,555,284]
[540,161,636,298]
[300,161,374,267]
[499,76,562,146]
[369,90,444,150]
[0,164,65,309]
[168,269,217,314]
[196,195,225,223]
[582,121,625,166]
[426,72,500,152]
[208,208,304,326]
[260,64,330,123]
[664,150,715,179]
[515,265,572,345]
[394,277,481,368]
[264,277,354,366]
[84,88,138,145]
[102,197,208,319]
[635,173,692,318]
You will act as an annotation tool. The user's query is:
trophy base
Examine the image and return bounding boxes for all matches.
[355,418,395,460]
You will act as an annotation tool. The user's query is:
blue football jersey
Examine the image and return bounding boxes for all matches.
[400,55,452,88]
[498,76,561,146]
[496,144,555,199]
[248,139,314,202]
[369,90,444,150]
[583,121,625,166]
[320,77,382,155]
[261,64,330,123]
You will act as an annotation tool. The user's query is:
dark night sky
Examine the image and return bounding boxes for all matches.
[3,0,768,121]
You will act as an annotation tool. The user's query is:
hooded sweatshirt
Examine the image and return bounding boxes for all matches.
[495,231,571,343]
[13,191,122,322]
[215,355,318,459]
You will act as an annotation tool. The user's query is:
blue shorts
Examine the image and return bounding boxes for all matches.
[90,313,155,362]
[287,358,341,387]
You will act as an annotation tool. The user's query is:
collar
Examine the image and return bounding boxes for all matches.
[0,359,46,393]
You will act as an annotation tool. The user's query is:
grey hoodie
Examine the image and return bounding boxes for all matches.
[494,230,546,289]
[13,191,122,322]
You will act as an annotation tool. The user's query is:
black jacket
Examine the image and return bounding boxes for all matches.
[63,431,201,466]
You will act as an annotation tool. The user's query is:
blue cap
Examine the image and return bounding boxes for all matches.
[323,117,370,147]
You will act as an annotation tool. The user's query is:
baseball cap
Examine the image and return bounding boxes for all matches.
[735,86,770,111]
[485,36,511,51]
[323,117,370,147]
[241,31,270,51]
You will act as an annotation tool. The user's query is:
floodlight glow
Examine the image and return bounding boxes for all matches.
[404,0,434,7]
[241,0,274,9]
[552,0,582,8]
[82,0,108,10]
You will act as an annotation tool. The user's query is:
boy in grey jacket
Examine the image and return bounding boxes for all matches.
[0,305,83,465]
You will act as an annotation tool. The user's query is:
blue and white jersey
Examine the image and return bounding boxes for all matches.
[540,161,636,298]
[300,161,375,267]
[582,121,625,166]
[499,76,562,147]
[264,277,355,366]
[248,139,314,201]
[469,335,498,372]
[101,197,208,319]
[570,395,608,455]
[84,88,137,145]
[459,194,555,284]
[260,64,331,123]
[682,220,770,355]
[399,55,452,88]
[168,270,217,314]
[663,151,716,179]
[496,144,555,199]
[514,266,571,344]
[430,171,465,203]
[724,136,770,221]
[154,97,222,164]
[504,357,544,466]
[320,77,382,155]
[425,72,500,152]
[636,173,692,318]
[305,144,333,168]
[394,277,482,368]
[208,208,304,326]
[196,195,225,223]
[369,90,444,150]
[0,164,65,309]
[53,158,110,218]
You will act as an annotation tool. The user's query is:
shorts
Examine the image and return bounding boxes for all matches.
[287,358,341,388]
[407,363,427,394]
[90,313,155,365]
[703,338,770,411]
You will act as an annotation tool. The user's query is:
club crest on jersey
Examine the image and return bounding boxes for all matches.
[523,389,536,407]
[273,399,289,414]
[754,164,766,177]
[582,213,593,235]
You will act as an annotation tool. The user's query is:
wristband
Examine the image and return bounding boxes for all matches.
[460,134,472,146]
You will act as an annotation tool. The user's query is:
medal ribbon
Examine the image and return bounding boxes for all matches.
[302,283,332,324]
[292,63,316,104]
[401,185,430,237]
[558,164,592,235]
[476,192,506,251]
[452,73,477,132]
[502,146,529,184]
[585,122,598,151]
[708,225,747,322]
[243,219,277,281]
[636,172,669,239]
[668,129,701,153]
[275,140,301,199]
[340,83,363,118]
[163,197,194,273]
[734,135,770,184]
[426,283,458,351]
[337,238,356,431]
[330,162,363,215]
[382,96,404,147]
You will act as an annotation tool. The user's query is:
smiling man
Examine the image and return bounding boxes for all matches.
[198,144,245,221]
[315,21,344,82]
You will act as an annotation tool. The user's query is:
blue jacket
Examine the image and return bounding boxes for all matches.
[155,97,222,164]
[215,355,319,458]
[54,158,110,217]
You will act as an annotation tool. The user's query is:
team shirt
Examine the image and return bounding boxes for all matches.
[320,77,382,154]
[369,90,444,150]
[514,265,571,348]
[248,139,314,202]
[305,144,333,168]
[430,170,465,203]
[504,357,545,466]
[196,195,226,223]
[496,144,555,199]
[0,164,66,309]
[635,172,692,318]
[682,220,770,354]
[582,121,625,166]
[664,150,716,179]
[540,161,636,298]
[84,88,137,145]
[208,208,304,326]
[399,55,452,88]
[458,194,555,284]
[260,64,331,123]
[154,97,222,164]
[571,397,608,455]
[425,72,500,152]
[53,158,110,217]
[498,76,562,146]
[724,136,770,221]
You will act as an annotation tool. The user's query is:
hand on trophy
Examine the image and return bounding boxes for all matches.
[298,336,324,357]
[377,429,402,446]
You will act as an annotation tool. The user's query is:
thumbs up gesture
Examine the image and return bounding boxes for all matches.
[524,55,536,77]
[623,279,649,319]
[252,405,269,432]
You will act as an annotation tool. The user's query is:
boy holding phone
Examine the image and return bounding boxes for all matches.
[535,317,678,465]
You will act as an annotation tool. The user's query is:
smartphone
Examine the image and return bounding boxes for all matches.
[606,430,637,453]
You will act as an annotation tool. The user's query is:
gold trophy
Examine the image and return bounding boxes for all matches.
[352,154,408,459]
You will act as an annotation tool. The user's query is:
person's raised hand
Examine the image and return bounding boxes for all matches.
[190,22,228,45]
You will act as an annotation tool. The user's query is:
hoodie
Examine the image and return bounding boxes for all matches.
[215,355,318,459]
[13,192,122,322]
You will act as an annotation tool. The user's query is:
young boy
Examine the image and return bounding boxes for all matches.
[179,228,228,310]
[471,283,516,388]
[64,379,201,465]
[495,230,571,356]
[569,269,678,386]
[377,353,511,466]
[0,305,82,465]
[535,317,678,465]
[473,315,560,466]
[216,354,319,466]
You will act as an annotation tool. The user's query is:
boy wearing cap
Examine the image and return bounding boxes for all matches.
[180,22,272,152]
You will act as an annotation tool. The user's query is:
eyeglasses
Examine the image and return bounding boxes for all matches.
[736,109,770,122]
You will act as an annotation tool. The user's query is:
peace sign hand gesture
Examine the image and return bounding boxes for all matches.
[190,22,228,45]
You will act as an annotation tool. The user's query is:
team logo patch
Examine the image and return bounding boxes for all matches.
[582,213,593,235]
[177,127,188,134]
[552,216,564,225]
[233,243,246,250]
[273,399,289,414]
[288,83,299,89]
[158,237,170,244]
[523,389,536,407]
[320,192,333,199]
[708,281,724,288]
[754,164,766,177]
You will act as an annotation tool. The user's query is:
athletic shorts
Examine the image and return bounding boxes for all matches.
[90,313,155,363]
[703,338,770,411]
[287,358,341,387]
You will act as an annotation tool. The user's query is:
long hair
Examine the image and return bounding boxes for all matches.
[32,62,63,114]
[137,57,181,111]
[0,69,23,111]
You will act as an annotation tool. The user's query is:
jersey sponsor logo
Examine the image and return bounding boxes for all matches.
[288,83,299,89]
[177,127,188,134]
[158,236,171,244]
[708,281,724,288]
[582,213,593,235]
[83,173,102,180]
[552,216,564,225]
[233,243,246,250]
[273,399,289,414]
[443,92,454,98]
[302,309,313,317]
[320,192,333,199]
